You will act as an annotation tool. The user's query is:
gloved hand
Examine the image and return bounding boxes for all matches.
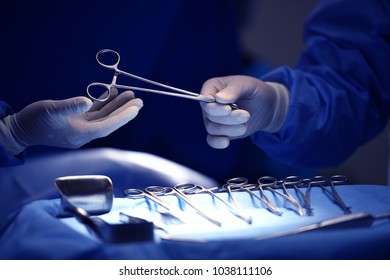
[1,89,142,154]
[199,75,289,149]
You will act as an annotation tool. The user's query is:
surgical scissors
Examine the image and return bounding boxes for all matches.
[123,188,187,224]
[87,49,231,106]
[178,183,252,224]
[147,185,222,227]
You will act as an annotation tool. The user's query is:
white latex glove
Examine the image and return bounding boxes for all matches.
[1,89,142,155]
[199,75,289,149]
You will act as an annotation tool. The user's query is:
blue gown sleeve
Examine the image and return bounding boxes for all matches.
[252,0,390,168]
[0,100,24,167]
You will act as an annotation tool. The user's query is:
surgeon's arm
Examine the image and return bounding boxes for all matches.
[252,0,390,168]
[0,89,142,156]
[200,0,390,168]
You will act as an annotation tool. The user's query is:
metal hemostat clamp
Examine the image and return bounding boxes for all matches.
[87,49,238,109]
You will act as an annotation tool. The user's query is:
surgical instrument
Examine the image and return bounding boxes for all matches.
[87,49,237,108]
[251,180,282,215]
[54,175,114,216]
[119,211,167,232]
[55,176,154,243]
[146,185,222,226]
[239,183,280,216]
[213,177,281,216]
[279,175,306,209]
[256,210,390,241]
[260,176,304,216]
[303,175,331,216]
[273,175,350,215]
[302,175,351,214]
[123,188,187,224]
[141,185,221,226]
[65,204,154,243]
[328,175,351,214]
[219,177,248,211]
[178,183,252,224]
[173,184,222,226]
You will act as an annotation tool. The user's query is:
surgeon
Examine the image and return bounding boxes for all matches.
[199,0,390,184]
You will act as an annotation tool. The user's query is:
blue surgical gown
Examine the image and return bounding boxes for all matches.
[254,0,390,172]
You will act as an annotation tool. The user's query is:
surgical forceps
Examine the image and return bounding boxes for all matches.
[87,49,233,106]
[303,175,351,215]
[219,177,248,210]
[328,175,351,214]
[254,178,283,215]
[147,185,222,227]
[260,176,304,216]
[123,188,187,224]
[220,177,281,216]
[177,183,252,224]
[303,175,331,216]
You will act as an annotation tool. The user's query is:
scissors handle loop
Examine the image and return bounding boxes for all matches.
[227,177,248,186]
[329,175,348,185]
[309,175,328,185]
[145,186,173,196]
[96,49,121,69]
[283,175,303,187]
[86,82,112,102]
[174,183,199,195]
[258,176,278,188]
[123,188,144,198]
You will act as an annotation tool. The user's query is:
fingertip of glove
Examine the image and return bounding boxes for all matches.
[135,98,144,109]
[84,97,94,107]
[58,96,93,115]
[207,135,230,149]
[234,109,250,122]
[124,103,143,119]
[76,96,93,110]
[127,97,143,110]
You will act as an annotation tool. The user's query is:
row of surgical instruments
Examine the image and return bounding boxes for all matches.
[123,175,350,227]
